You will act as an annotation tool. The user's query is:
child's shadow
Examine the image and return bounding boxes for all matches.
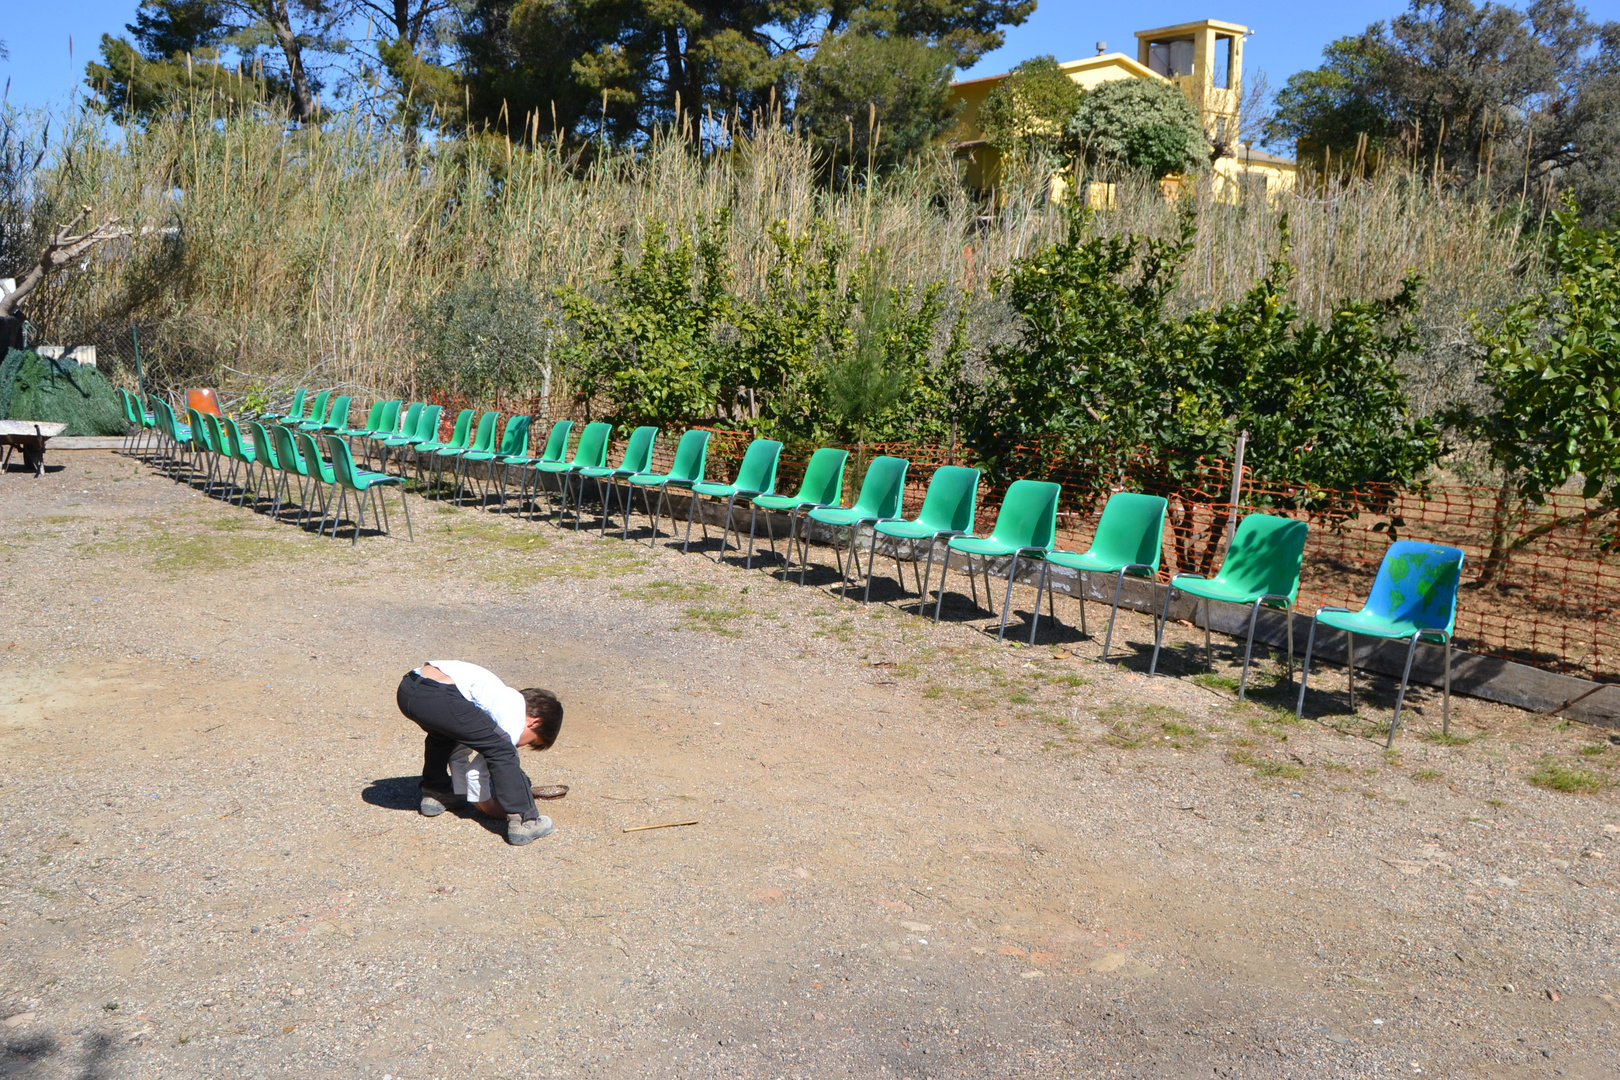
[361,776,504,837]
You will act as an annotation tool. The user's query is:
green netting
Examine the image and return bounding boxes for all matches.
[0,349,128,436]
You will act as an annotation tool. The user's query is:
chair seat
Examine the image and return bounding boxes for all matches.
[1316,608,1445,641]
[1045,548,1150,574]
[628,472,694,487]
[237,448,256,463]
[751,493,822,511]
[433,446,469,458]
[693,481,762,499]
[875,520,947,540]
[334,427,369,438]
[535,460,578,474]
[1171,575,1285,607]
[577,465,632,479]
[947,535,1024,557]
[353,471,401,490]
[382,434,423,447]
[461,451,499,463]
[808,507,881,527]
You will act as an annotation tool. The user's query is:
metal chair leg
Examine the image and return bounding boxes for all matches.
[996,553,1019,642]
[933,547,951,622]
[1295,618,1320,719]
[1442,637,1452,736]
[1388,632,1423,747]
[1238,598,1264,701]
[864,528,882,603]
[1347,631,1356,711]
[1101,568,1128,660]
[1149,580,1178,675]
[1027,559,1050,646]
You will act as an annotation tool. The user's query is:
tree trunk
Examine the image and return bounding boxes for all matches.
[261,0,316,123]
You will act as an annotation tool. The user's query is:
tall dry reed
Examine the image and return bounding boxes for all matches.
[21,106,1538,416]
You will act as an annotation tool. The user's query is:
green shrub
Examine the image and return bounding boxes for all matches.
[0,350,127,435]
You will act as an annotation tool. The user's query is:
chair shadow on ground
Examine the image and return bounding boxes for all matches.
[361,776,505,837]
[0,1029,117,1080]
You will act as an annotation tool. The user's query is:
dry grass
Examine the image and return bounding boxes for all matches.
[22,108,1541,416]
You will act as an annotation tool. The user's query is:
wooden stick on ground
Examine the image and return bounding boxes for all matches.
[621,819,699,833]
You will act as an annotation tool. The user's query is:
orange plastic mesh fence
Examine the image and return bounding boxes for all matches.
[406,396,1619,680]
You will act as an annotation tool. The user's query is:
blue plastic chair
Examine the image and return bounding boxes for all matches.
[1295,540,1465,746]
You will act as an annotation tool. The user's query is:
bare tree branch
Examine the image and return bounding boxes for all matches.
[0,206,129,320]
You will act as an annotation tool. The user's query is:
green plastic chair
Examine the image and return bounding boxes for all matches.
[1031,492,1168,658]
[534,421,611,523]
[684,438,782,559]
[324,435,412,546]
[578,425,658,537]
[117,388,156,457]
[151,398,192,475]
[373,401,417,471]
[807,456,910,598]
[625,429,710,545]
[435,411,498,501]
[295,430,340,535]
[746,447,849,573]
[1149,513,1310,700]
[506,419,571,514]
[301,394,350,434]
[247,421,283,515]
[935,479,1061,642]
[340,400,386,443]
[270,424,323,528]
[414,408,474,486]
[865,465,981,608]
[220,416,259,507]
[296,390,333,432]
[263,387,306,423]
[1296,540,1465,747]
[381,404,440,476]
[188,408,224,496]
[458,414,527,508]
[353,399,403,469]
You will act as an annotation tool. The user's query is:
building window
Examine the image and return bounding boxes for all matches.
[1213,35,1234,89]
[1147,38,1195,78]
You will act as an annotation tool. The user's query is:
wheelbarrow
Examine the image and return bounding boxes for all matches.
[0,420,69,477]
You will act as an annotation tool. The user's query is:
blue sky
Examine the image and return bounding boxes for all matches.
[4,0,1620,114]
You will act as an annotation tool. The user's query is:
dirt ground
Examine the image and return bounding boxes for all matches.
[2,449,1618,1080]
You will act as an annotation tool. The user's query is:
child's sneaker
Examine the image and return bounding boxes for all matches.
[419,785,455,817]
[506,814,555,845]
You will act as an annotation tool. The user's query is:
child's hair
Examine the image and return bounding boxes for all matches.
[521,688,563,750]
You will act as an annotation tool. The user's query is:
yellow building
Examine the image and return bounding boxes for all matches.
[948,18,1298,201]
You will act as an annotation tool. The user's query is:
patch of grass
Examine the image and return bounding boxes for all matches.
[1054,673,1091,688]
[43,515,85,524]
[145,531,312,575]
[1008,691,1035,705]
[1193,673,1241,693]
[922,685,945,699]
[1255,760,1303,779]
[1527,760,1608,795]
[618,579,716,602]
[1096,702,1189,749]
[1160,720,1208,749]
[681,605,750,635]
[1420,730,1474,746]
[1484,798,1507,808]
[1578,743,1609,757]
[1412,768,1444,782]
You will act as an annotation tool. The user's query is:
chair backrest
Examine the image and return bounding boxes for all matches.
[306,389,332,425]
[1216,513,1309,602]
[570,422,613,468]
[397,401,423,437]
[443,408,475,448]
[1363,541,1465,634]
[666,429,711,483]
[155,399,186,442]
[116,388,136,426]
[359,400,386,433]
[205,412,229,457]
[271,425,306,476]
[324,395,352,430]
[989,479,1062,550]
[733,438,783,495]
[221,417,250,461]
[1087,491,1168,571]
[850,456,910,519]
[283,388,307,421]
[323,435,365,489]
[248,421,280,468]
[465,411,499,453]
[497,415,531,457]
[794,447,849,506]
[413,404,442,441]
[915,465,980,533]
[188,408,217,452]
[296,430,333,480]
[376,399,402,433]
[617,425,659,472]
[539,420,573,462]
